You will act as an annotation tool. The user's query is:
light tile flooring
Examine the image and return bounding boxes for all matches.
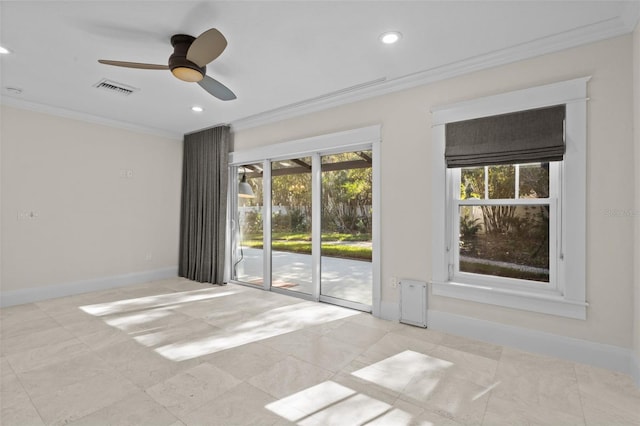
[1,278,639,426]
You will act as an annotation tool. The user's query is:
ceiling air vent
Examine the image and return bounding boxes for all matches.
[93,79,139,96]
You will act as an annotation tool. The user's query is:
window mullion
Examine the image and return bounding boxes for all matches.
[515,164,520,199]
[262,159,272,292]
[311,153,321,301]
[484,166,489,199]
[447,168,460,280]
[459,198,550,206]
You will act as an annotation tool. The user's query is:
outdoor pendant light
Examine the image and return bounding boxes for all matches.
[238,172,255,198]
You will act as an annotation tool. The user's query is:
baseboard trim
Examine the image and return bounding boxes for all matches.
[0,267,178,307]
[426,309,634,377]
[632,353,640,388]
[379,301,400,322]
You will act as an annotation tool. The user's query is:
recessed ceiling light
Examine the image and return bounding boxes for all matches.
[380,31,402,45]
[0,46,11,54]
[191,106,204,112]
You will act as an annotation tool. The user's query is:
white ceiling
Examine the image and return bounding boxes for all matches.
[1,1,638,137]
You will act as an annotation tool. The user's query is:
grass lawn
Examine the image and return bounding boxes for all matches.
[460,261,548,282]
[242,233,372,261]
[246,232,371,242]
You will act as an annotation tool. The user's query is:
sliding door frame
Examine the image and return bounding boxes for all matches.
[228,126,381,316]
[262,159,272,293]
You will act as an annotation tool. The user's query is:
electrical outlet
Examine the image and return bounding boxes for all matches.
[17,211,38,220]
[119,169,134,178]
[391,276,398,288]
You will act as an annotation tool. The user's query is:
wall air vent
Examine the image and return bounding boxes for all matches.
[93,79,139,96]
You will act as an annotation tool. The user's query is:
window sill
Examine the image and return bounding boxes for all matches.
[431,280,587,319]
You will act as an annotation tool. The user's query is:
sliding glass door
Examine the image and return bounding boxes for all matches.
[319,151,373,307]
[230,131,378,313]
[233,164,263,287]
[270,157,313,296]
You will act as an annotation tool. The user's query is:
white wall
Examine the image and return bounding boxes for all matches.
[633,22,640,384]
[0,106,182,302]
[234,35,635,350]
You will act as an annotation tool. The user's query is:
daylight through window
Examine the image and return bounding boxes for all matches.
[453,162,557,285]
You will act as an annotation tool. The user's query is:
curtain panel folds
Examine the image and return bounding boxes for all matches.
[178,126,230,284]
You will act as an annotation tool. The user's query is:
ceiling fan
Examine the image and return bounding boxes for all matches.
[98,28,236,101]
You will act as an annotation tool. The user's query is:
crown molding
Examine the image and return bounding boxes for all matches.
[0,97,182,140]
[3,6,637,138]
[232,12,638,132]
[621,0,640,33]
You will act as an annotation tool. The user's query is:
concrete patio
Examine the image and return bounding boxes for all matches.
[234,247,372,306]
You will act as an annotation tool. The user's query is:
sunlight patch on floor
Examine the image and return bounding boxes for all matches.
[103,307,173,332]
[79,288,238,316]
[154,302,359,361]
[265,381,356,422]
[352,350,452,395]
[351,350,503,419]
[472,381,501,401]
[76,283,362,362]
[265,380,434,426]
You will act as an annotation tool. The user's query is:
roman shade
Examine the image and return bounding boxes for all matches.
[178,125,230,284]
[445,105,565,168]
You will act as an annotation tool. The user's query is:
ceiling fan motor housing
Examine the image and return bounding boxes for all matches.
[169,34,206,82]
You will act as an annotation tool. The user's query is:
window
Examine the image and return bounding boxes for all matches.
[452,162,558,289]
[431,78,589,319]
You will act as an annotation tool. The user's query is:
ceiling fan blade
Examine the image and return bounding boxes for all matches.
[98,60,169,70]
[198,75,236,101]
[187,28,227,67]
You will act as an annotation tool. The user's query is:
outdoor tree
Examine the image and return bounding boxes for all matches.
[321,154,372,235]
[459,163,550,275]
[239,153,373,237]
[461,165,517,234]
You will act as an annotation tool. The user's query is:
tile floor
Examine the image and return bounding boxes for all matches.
[1,278,639,425]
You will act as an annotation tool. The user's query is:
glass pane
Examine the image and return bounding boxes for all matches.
[459,204,549,282]
[519,162,549,199]
[235,164,263,286]
[321,151,372,305]
[271,157,312,295]
[321,151,367,164]
[461,167,485,199]
[488,165,515,199]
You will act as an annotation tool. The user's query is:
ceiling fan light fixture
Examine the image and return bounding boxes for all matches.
[169,34,205,83]
[98,29,235,100]
[171,65,204,82]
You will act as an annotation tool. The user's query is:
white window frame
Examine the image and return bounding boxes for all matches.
[431,77,589,319]
[228,125,382,316]
[450,163,559,294]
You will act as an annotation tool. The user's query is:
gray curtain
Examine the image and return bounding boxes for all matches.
[445,105,565,168]
[178,126,230,284]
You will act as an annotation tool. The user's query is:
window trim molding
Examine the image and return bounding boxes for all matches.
[431,77,589,319]
[229,125,380,165]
